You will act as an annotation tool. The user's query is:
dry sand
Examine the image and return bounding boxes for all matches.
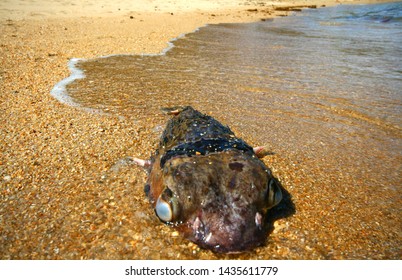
[0,0,400,259]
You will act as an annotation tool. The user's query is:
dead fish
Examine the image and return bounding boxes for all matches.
[134,106,282,253]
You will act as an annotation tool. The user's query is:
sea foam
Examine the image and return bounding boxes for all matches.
[50,58,85,107]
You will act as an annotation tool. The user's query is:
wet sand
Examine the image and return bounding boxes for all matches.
[1,0,400,259]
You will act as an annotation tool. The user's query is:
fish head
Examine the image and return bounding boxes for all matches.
[152,150,282,253]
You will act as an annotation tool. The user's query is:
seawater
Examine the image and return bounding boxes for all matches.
[55,2,401,169]
[57,2,401,126]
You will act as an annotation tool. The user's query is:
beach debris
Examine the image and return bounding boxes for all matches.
[274,5,317,12]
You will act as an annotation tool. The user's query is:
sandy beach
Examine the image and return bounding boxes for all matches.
[1,0,400,260]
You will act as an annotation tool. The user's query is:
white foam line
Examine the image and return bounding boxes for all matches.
[51,58,107,115]
[50,58,85,107]
[49,25,206,113]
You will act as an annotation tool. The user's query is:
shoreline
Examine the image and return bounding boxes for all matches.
[0,0,395,20]
[48,0,397,113]
[1,0,400,260]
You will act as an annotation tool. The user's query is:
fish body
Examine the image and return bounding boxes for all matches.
[136,106,282,253]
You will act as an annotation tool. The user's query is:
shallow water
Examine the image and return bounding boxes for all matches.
[59,2,401,259]
[65,3,401,139]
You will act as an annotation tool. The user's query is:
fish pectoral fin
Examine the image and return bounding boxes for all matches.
[102,156,151,180]
[253,146,275,158]
[161,106,187,116]
[132,157,152,169]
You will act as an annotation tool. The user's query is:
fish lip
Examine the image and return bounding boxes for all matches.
[188,215,267,254]
[196,234,266,254]
[192,217,207,241]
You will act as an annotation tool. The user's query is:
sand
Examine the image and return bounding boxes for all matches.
[0,0,400,259]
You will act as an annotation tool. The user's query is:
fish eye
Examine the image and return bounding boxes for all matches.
[266,178,282,209]
[155,188,180,222]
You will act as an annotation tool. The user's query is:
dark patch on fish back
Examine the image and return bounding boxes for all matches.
[229,162,244,172]
[160,138,253,167]
[157,107,254,168]
[160,106,235,150]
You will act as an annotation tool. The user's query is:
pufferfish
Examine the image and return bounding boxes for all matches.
[133,106,282,253]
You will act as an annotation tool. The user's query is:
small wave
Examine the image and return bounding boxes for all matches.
[50,58,116,115]
[49,26,204,113]
[331,2,402,24]
[50,58,85,107]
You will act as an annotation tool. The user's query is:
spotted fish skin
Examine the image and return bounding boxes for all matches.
[140,106,282,253]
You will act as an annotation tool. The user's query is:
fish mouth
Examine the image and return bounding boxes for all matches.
[187,212,267,254]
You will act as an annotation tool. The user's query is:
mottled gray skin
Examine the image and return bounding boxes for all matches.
[142,106,281,253]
